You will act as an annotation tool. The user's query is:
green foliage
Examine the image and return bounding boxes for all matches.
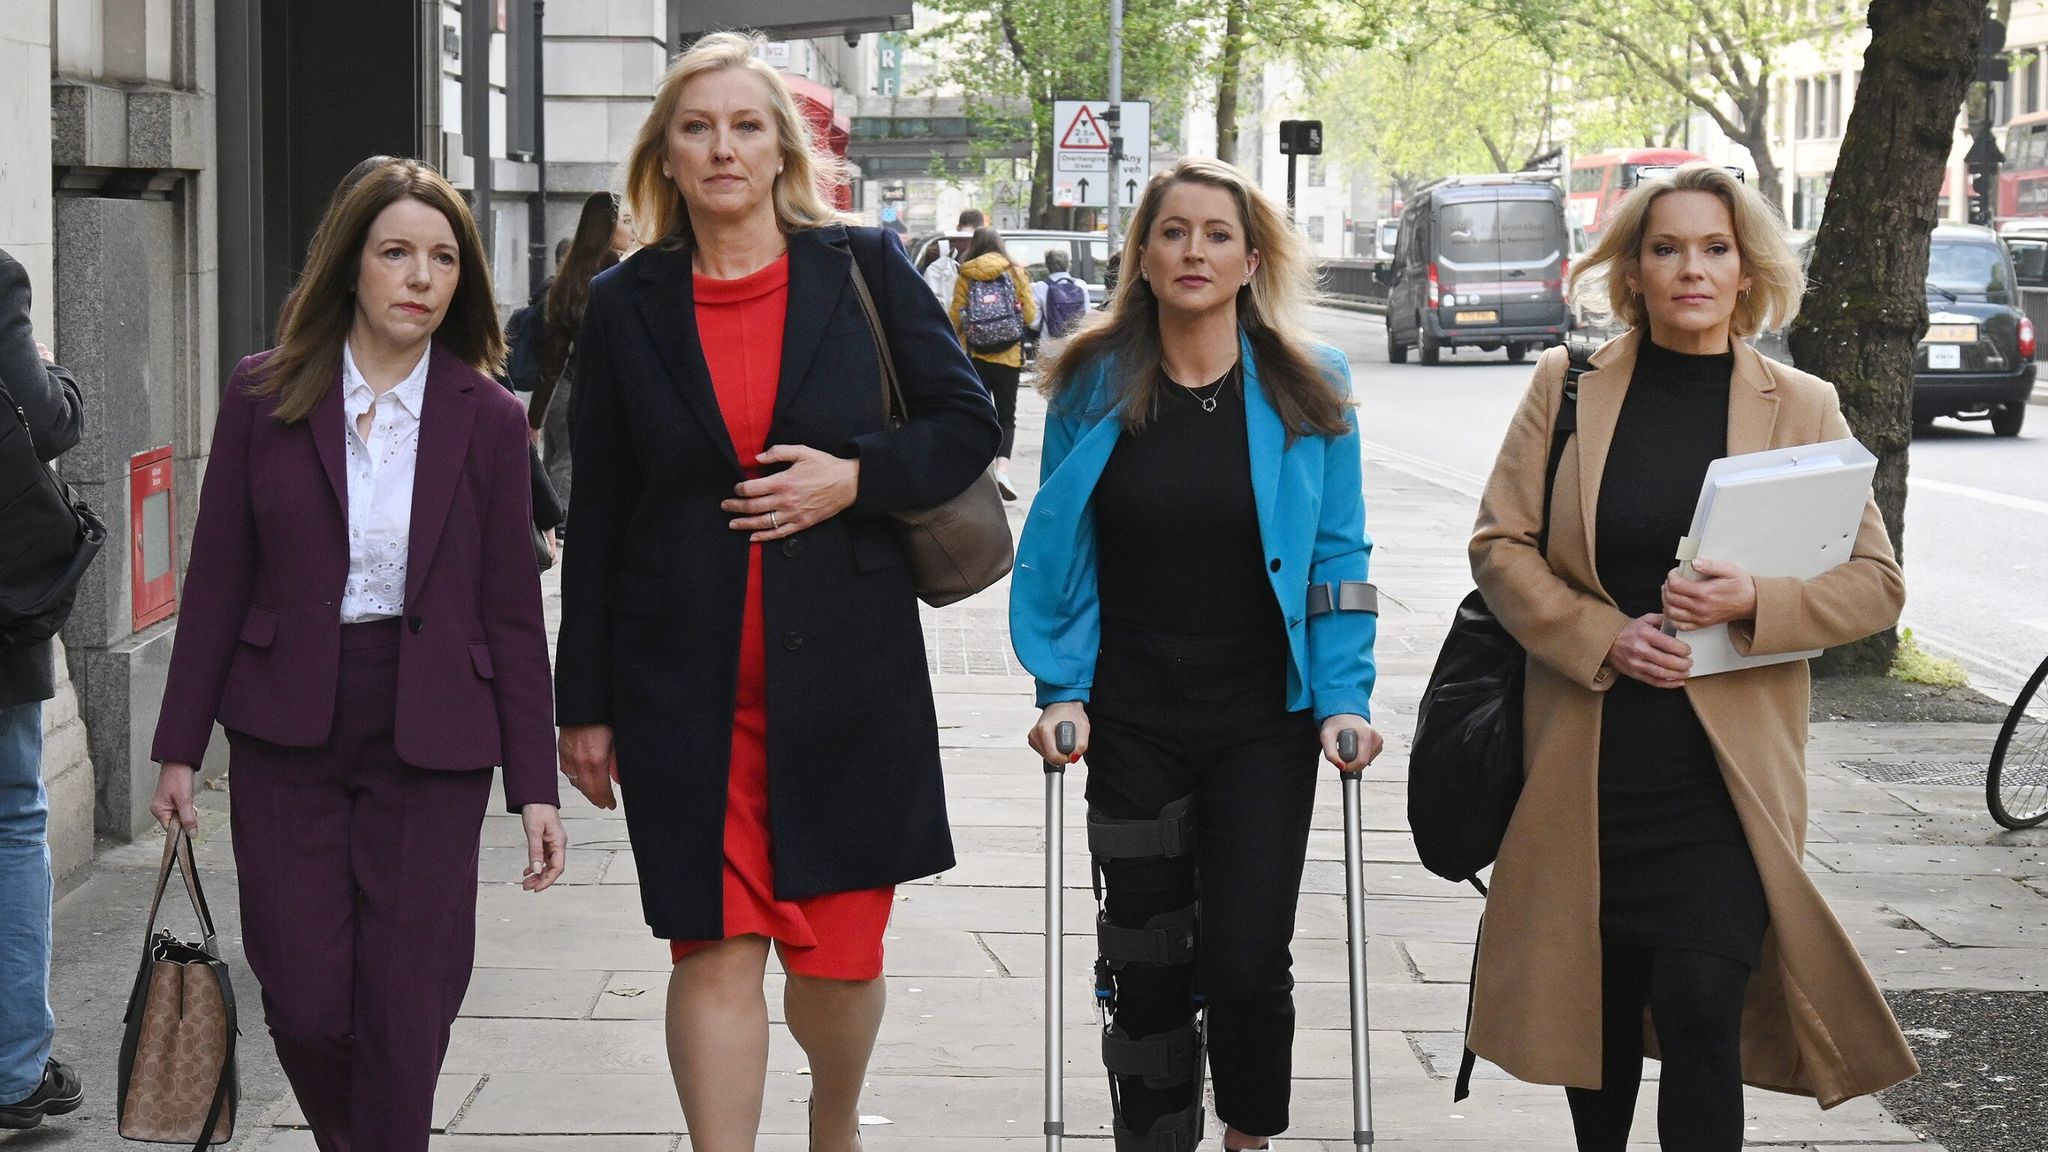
[1891,629,1971,689]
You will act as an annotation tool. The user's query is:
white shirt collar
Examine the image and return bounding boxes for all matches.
[342,342,432,422]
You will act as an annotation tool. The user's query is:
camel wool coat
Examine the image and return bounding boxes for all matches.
[1466,330,1918,1108]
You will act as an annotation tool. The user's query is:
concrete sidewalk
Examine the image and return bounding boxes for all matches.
[32,386,2048,1151]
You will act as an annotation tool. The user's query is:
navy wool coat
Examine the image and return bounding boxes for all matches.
[554,225,1001,939]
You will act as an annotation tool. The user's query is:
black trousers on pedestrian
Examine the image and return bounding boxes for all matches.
[1565,942,1753,1152]
[973,357,1020,459]
[1086,623,1322,1139]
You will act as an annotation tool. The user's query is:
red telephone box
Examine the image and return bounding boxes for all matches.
[130,446,177,629]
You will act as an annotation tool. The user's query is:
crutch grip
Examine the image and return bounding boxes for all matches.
[1338,728,1360,766]
[1045,720,1077,775]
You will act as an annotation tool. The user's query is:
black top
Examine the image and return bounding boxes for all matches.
[1095,363,1281,637]
[1593,336,1767,966]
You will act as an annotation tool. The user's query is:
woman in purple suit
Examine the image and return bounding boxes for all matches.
[147,159,566,1152]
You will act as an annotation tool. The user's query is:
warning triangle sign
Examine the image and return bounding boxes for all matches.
[1060,105,1110,150]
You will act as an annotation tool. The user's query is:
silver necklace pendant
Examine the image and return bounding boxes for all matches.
[1198,394,1219,413]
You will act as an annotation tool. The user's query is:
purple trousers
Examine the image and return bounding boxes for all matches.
[228,618,493,1152]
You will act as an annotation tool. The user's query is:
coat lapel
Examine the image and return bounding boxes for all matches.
[311,371,348,517]
[405,343,479,605]
[770,229,852,437]
[1574,328,1640,570]
[631,247,743,475]
[1241,331,1283,540]
[1726,340,1782,455]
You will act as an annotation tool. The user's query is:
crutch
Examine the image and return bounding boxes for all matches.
[1044,720,1077,1152]
[1339,727,1377,1149]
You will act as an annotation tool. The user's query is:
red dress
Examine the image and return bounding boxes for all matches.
[668,253,895,980]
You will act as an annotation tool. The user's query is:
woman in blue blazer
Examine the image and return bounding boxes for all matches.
[1010,157,1383,1151]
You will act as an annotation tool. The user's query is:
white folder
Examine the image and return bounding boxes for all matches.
[1667,437,1878,677]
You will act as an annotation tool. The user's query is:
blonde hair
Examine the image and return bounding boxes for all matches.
[1570,161,1802,338]
[624,30,854,249]
[1042,156,1349,439]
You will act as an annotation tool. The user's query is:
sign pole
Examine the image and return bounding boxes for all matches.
[1107,0,1124,262]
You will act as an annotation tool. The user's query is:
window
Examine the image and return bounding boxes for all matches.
[1569,165,1606,193]
[2022,55,2038,116]
[1437,199,1561,265]
[1828,74,1842,137]
[1306,155,1327,186]
[1306,216,1326,242]
[1927,240,2011,300]
[1797,80,1811,140]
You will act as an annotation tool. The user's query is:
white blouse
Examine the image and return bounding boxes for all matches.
[339,343,429,623]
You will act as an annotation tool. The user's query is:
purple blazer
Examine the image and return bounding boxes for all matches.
[152,342,559,809]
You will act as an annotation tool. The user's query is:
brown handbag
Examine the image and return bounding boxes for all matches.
[844,254,1015,608]
[117,825,237,1149]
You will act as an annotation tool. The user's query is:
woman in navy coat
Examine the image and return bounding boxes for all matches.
[551,32,998,1152]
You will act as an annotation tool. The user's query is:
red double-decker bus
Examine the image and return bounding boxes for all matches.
[1568,148,1707,236]
[1999,111,2048,220]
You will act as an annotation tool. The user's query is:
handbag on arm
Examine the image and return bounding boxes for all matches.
[1408,348,1590,893]
[117,824,237,1149]
[844,244,1015,608]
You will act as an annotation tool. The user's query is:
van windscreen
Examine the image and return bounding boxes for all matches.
[1439,199,1559,265]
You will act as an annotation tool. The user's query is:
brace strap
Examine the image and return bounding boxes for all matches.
[1088,796,1197,860]
[1097,903,1198,968]
[1306,580,1380,617]
[1100,1021,1201,1089]
[1111,1100,1207,1152]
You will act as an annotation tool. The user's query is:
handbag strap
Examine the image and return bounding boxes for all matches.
[844,248,909,432]
[1534,347,1591,558]
[140,825,220,958]
[190,960,238,1151]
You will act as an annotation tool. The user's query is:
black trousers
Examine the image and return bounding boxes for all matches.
[973,357,1020,459]
[1085,624,1321,1138]
[1565,942,1753,1152]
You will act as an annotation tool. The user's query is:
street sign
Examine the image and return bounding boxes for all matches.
[1278,119,1323,156]
[1053,99,1150,209]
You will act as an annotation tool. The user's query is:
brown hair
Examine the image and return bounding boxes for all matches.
[623,30,852,251]
[542,190,622,380]
[1041,156,1349,439]
[1570,161,1803,338]
[256,159,503,423]
[963,226,1010,263]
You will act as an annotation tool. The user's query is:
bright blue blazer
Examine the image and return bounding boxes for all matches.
[1009,332,1377,721]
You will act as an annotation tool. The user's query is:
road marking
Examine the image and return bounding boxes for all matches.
[1907,476,2048,516]
[1364,440,1487,499]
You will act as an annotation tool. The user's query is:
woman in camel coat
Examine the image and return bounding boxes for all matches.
[1468,164,1917,1149]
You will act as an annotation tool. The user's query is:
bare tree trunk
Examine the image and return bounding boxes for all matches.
[1215,0,1246,164]
[1739,107,1780,208]
[1029,124,1055,228]
[1788,0,1984,677]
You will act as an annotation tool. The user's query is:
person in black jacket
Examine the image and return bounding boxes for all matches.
[552,32,997,1152]
[0,248,86,1129]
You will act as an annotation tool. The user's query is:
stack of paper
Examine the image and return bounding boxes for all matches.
[1667,437,1878,677]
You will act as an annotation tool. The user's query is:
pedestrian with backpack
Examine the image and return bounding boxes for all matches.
[949,227,1036,500]
[1032,247,1090,348]
[0,248,90,1131]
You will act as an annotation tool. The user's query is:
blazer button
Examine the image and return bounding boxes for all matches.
[1269,558,1283,572]
[782,632,804,651]
[782,537,802,558]
[408,614,424,634]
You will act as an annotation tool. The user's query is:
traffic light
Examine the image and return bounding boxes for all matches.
[1968,159,1995,226]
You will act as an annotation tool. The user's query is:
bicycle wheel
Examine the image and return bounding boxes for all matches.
[1988,654,2048,830]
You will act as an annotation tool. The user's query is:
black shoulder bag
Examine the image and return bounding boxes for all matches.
[1407,347,1589,893]
[0,378,105,649]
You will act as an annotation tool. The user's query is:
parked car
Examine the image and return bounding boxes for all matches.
[1385,174,1571,365]
[1753,223,2035,437]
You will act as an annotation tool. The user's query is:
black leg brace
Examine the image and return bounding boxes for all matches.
[1089,795,1208,1152]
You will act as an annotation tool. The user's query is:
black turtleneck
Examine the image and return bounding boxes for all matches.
[1592,334,1767,969]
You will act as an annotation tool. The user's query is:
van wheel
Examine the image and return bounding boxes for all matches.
[1387,337,1408,364]
[1992,403,2027,437]
[1418,321,1442,366]
[1505,342,1528,364]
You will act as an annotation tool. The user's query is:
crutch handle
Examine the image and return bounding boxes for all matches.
[1045,720,1077,774]
[1338,728,1360,765]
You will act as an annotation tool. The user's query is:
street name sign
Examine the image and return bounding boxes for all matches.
[1052,98,1151,209]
